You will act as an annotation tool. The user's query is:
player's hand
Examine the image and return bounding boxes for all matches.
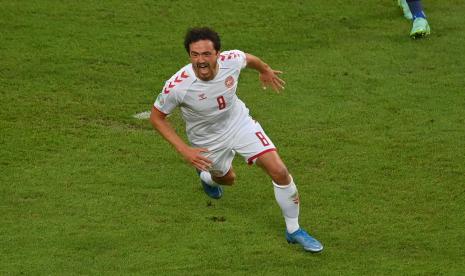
[259,69,286,92]
[179,147,212,171]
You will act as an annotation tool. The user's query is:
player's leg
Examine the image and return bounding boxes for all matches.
[406,0,430,38]
[255,150,290,185]
[197,169,223,199]
[407,0,426,19]
[207,167,236,186]
[198,167,235,199]
[255,151,323,253]
[197,147,236,199]
[398,0,413,20]
[235,121,323,252]
[255,151,298,234]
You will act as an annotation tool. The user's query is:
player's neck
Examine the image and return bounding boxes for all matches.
[209,63,219,80]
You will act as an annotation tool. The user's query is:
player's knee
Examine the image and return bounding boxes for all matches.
[269,165,290,185]
[223,171,236,185]
[213,171,236,186]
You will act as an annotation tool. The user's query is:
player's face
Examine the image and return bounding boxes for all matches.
[189,40,219,81]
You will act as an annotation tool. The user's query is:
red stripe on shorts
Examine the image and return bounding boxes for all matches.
[247,148,277,165]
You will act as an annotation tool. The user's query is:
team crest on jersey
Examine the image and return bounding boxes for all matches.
[225,76,235,88]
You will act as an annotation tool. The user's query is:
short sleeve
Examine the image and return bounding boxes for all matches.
[219,50,247,69]
[153,84,180,115]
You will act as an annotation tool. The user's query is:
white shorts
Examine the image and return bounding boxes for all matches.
[202,120,276,177]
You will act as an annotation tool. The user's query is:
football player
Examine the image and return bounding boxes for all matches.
[150,27,323,253]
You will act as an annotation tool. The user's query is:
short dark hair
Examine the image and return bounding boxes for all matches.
[184,27,221,53]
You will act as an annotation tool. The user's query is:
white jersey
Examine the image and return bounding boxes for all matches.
[154,50,251,149]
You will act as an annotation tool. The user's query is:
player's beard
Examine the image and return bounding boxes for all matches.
[194,62,218,81]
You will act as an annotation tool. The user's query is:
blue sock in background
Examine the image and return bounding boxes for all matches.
[407,0,426,19]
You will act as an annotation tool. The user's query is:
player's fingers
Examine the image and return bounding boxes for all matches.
[199,160,212,170]
[197,148,210,154]
[198,156,212,165]
[274,78,285,88]
[194,150,212,163]
[195,148,212,162]
[271,80,284,92]
[194,163,207,171]
[275,76,286,86]
[273,70,283,75]
[192,159,208,170]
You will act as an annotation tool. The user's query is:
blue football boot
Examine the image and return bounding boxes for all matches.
[286,228,323,253]
[196,170,223,199]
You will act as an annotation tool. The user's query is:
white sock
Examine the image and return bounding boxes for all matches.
[200,171,219,187]
[273,176,300,234]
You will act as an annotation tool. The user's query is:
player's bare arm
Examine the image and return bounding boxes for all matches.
[150,107,212,171]
[245,53,286,92]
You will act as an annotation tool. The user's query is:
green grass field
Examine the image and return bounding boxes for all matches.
[1,0,465,274]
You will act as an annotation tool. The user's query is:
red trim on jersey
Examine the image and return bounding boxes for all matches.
[219,52,241,62]
[180,71,189,79]
[247,148,277,165]
[173,76,182,83]
[163,70,189,94]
